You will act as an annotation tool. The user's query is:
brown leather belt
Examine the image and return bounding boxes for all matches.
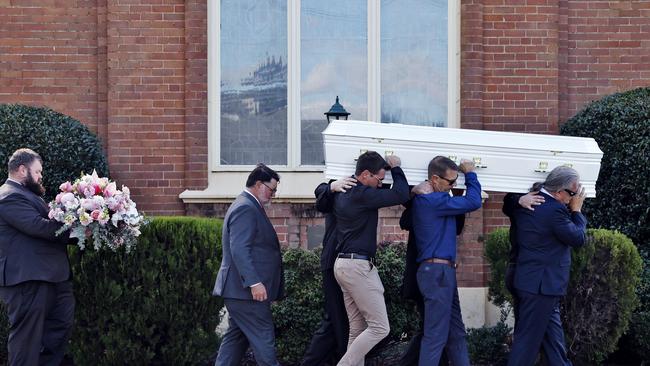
[422,257,457,268]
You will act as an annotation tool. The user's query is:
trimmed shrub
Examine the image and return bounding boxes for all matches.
[467,322,510,366]
[560,87,649,252]
[560,87,650,360]
[271,242,420,365]
[0,104,109,201]
[484,228,512,308]
[272,247,325,363]
[485,228,642,365]
[68,216,223,365]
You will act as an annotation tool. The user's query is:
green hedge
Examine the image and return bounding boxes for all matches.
[0,104,109,201]
[69,216,223,365]
[272,242,421,365]
[485,228,642,365]
[560,87,650,360]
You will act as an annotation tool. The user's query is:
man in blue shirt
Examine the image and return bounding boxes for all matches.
[412,156,482,366]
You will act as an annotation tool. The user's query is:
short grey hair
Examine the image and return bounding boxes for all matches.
[531,166,579,192]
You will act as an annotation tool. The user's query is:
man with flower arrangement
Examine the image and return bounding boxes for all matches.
[0,148,75,366]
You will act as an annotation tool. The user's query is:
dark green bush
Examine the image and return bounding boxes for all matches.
[560,88,649,252]
[68,216,223,365]
[467,322,510,366]
[0,104,109,201]
[560,87,650,360]
[485,228,642,365]
[271,242,420,365]
[484,228,512,308]
[272,247,325,364]
[564,229,642,365]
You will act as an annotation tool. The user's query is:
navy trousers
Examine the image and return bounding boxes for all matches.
[300,269,348,366]
[507,289,571,366]
[216,298,280,366]
[417,263,470,366]
[0,280,75,366]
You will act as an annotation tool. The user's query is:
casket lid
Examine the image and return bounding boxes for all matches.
[324,120,602,155]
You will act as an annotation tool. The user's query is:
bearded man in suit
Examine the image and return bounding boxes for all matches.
[213,163,285,366]
[0,148,74,366]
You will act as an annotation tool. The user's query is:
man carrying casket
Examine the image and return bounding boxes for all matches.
[412,156,482,366]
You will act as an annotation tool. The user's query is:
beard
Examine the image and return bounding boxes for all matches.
[25,171,46,196]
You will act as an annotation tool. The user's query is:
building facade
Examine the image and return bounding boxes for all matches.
[2,0,649,326]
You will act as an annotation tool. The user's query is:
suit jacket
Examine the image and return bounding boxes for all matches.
[314,182,338,271]
[513,192,587,296]
[502,193,523,263]
[213,192,285,301]
[0,180,71,286]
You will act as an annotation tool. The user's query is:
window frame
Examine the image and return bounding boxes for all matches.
[185,0,460,201]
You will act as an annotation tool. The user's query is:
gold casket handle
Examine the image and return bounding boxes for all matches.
[473,157,487,169]
[534,161,548,173]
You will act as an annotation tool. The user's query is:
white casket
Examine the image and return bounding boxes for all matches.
[323,120,603,197]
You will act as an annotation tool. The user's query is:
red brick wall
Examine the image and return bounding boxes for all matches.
[2,0,650,287]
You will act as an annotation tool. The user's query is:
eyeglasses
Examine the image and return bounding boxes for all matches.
[563,189,577,197]
[262,182,278,194]
[436,175,458,186]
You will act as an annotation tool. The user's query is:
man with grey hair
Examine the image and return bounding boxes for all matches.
[507,166,587,366]
[0,148,75,366]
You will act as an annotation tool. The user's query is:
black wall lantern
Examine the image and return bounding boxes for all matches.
[324,96,351,123]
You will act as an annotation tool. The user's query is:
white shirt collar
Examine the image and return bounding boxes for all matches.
[243,188,262,207]
[7,178,23,186]
[540,188,559,201]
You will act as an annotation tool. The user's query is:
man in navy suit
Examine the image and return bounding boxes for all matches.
[213,163,285,366]
[0,148,74,366]
[507,166,587,366]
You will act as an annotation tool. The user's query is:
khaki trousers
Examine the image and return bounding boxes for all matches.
[334,258,390,366]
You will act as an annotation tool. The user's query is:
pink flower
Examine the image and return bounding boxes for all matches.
[59,181,73,193]
[55,193,63,204]
[60,192,76,204]
[90,210,101,220]
[103,182,117,198]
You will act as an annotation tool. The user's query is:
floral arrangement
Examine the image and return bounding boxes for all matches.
[48,170,145,252]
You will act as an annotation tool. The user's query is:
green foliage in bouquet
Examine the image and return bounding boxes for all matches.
[485,228,642,365]
[272,243,420,364]
[0,104,109,201]
[559,87,650,360]
[68,216,223,365]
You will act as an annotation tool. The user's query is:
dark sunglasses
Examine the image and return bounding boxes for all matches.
[437,175,458,185]
[564,189,577,197]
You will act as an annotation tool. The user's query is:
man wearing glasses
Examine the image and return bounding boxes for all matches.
[411,156,482,366]
[507,166,586,366]
[332,151,410,366]
[213,163,284,366]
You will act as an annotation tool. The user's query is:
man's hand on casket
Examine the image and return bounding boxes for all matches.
[459,159,475,174]
[386,155,401,168]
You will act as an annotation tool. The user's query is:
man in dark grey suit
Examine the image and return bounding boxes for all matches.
[213,163,284,366]
[0,148,74,366]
